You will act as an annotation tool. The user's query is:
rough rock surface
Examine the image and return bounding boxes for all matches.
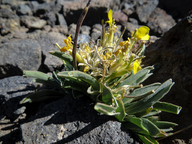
[0,76,36,143]
[147,7,176,36]
[143,12,192,144]
[0,39,41,79]
[37,32,67,71]
[21,93,140,144]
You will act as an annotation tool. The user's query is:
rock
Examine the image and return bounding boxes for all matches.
[91,24,102,42]
[113,11,128,24]
[147,7,176,36]
[68,23,76,38]
[0,76,36,143]
[43,12,57,27]
[20,93,140,144]
[62,0,111,26]
[51,25,68,35]
[143,12,192,143]
[77,34,91,44]
[37,32,67,71]
[34,1,62,16]
[80,25,91,35]
[0,39,41,79]
[0,76,35,120]
[17,4,32,15]
[0,17,20,35]
[56,13,68,26]
[158,0,192,20]
[135,0,159,23]
[0,5,17,19]
[20,15,47,29]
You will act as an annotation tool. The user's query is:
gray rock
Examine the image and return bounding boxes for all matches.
[0,39,41,79]
[20,15,47,29]
[21,93,140,144]
[143,12,192,143]
[113,11,128,24]
[37,32,67,71]
[135,0,159,23]
[44,12,57,27]
[77,34,91,44]
[17,4,32,15]
[147,7,176,36]
[0,17,20,35]
[0,5,17,19]
[68,23,76,38]
[35,1,62,16]
[51,25,68,36]
[56,13,68,26]
[0,76,35,119]
[0,76,36,143]
[80,25,91,35]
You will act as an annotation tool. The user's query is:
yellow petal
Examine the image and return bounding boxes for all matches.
[133,60,140,74]
[108,9,113,23]
[135,26,150,40]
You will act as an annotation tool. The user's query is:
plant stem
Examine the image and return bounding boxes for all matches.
[72,0,91,70]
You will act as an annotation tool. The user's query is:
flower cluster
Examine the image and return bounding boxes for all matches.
[58,9,150,83]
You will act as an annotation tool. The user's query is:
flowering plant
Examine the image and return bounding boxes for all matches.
[21,2,181,144]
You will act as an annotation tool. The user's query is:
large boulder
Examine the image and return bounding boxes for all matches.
[20,92,140,144]
[143,11,192,143]
[0,39,41,79]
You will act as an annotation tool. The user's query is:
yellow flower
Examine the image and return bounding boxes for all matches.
[60,35,72,52]
[106,9,114,26]
[133,60,141,74]
[134,26,150,40]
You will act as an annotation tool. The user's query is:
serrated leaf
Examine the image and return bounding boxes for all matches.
[58,71,100,91]
[153,101,182,114]
[23,71,61,88]
[20,89,64,104]
[94,103,119,116]
[117,66,154,88]
[125,79,174,115]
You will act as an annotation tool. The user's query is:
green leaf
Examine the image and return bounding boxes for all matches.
[49,51,74,70]
[117,66,154,88]
[134,107,153,117]
[125,79,174,115]
[23,71,61,88]
[141,118,162,136]
[123,116,150,135]
[153,121,178,129]
[138,134,159,144]
[102,84,113,105]
[58,71,100,91]
[20,89,64,104]
[115,98,126,122]
[64,79,88,93]
[153,101,182,114]
[143,110,162,118]
[94,103,119,116]
[87,86,100,101]
[123,83,161,105]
